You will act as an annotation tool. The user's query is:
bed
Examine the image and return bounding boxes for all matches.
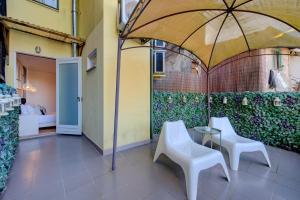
[19,104,56,136]
[38,113,56,128]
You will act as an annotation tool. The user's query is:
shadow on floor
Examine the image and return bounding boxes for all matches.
[2,134,300,200]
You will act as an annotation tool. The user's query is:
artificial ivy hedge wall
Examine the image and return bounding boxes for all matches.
[153,91,300,153]
[153,91,208,135]
[0,84,19,193]
[210,92,300,153]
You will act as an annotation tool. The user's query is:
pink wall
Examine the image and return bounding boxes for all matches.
[26,70,56,113]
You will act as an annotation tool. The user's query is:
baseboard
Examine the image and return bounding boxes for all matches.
[102,139,151,156]
[20,132,56,140]
[82,133,104,155]
[82,133,150,156]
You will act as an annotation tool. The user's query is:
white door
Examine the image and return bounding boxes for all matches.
[56,57,82,135]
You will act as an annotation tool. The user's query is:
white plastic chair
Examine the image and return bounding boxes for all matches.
[154,120,230,200]
[203,117,271,171]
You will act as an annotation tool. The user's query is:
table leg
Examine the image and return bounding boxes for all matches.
[219,133,222,152]
[210,134,213,149]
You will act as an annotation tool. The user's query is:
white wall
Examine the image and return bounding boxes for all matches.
[26,70,56,113]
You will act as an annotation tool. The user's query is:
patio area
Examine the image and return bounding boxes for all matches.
[2,134,300,200]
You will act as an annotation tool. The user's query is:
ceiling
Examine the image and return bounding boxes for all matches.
[17,53,56,74]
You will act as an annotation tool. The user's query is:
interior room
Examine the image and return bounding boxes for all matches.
[16,53,56,137]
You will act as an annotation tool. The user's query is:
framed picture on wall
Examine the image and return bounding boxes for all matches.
[87,49,97,72]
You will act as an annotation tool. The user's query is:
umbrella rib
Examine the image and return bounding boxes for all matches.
[222,0,230,8]
[231,0,237,8]
[233,0,254,9]
[235,9,300,32]
[126,36,208,71]
[123,8,228,38]
[231,12,251,52]
[179,11,227,48]
[121,45,207,72]
[121,0,152,38]
[208,13,230,68]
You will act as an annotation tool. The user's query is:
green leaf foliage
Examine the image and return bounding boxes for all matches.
[0,84,19,193]
[153,91,208,135]
[210,92,300,153]
[153,91,300,153]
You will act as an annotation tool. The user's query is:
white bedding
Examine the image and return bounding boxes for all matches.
[38,113,56,125]
[21,104,56,128]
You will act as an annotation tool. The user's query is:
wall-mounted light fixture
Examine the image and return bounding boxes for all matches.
[223,97,228,104]
[273,97,282,107]
[23,83,37,93]
[167,96,173,104]
[5,95,14,111]
[0,98,9,117]
[209,96,213,103]
[12,94,21,107]
[182,96,187,104]
[195,96,199,103]
[0,92,8,117]
[35,46,42,54]
[242,97,248,106]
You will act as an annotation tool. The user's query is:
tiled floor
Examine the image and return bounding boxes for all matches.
[2,134,300,200]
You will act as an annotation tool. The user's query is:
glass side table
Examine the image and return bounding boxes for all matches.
[194,126,222,151]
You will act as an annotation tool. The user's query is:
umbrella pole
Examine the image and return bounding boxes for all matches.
[207,71,210,122]
[112,36,123,171]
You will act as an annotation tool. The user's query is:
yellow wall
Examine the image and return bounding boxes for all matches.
[78,0,103,39]
[80,0,150,152]
[7,0,150,152]
[6,30,72,87]
[81,20,104,149]
[102,0,150,151]
[7,0,72,34]
[79,0,104,149]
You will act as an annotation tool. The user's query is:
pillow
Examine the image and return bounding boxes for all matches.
[33,106,42,115]
[40,106,47,115]
[21,105,29,115]
[25,105,34,115]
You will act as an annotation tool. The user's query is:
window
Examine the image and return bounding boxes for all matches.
[32,0,58,9]
[152,40,166,73]
[154,40,166,48]
[87,49,97,71]
[154,51,165,73]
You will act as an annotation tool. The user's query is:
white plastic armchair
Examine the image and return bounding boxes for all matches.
[203,117,271,171]
[154,120,230,200]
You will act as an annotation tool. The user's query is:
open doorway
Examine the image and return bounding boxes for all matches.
[16,53,56,138]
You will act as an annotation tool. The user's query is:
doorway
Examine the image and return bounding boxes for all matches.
[15,53,82,138]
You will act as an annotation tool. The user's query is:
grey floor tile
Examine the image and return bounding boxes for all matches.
[144,190,176,200]
[65,181,101,200]
[271,183,300,200]
[2,135,300,200]
[63,170,94,194]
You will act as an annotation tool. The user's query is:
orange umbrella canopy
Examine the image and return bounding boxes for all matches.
[121,0,300,69]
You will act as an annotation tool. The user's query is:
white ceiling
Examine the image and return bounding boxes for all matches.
[17,53,56,74]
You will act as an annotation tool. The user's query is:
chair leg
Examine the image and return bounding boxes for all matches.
[153,143,164,162]
[229,149,240,171]
[184,168,199,200]
[220,158,230,181]
[260,146,271,168]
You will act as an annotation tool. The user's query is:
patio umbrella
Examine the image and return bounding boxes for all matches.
[112,0,300,170]
[121,0,300,69]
